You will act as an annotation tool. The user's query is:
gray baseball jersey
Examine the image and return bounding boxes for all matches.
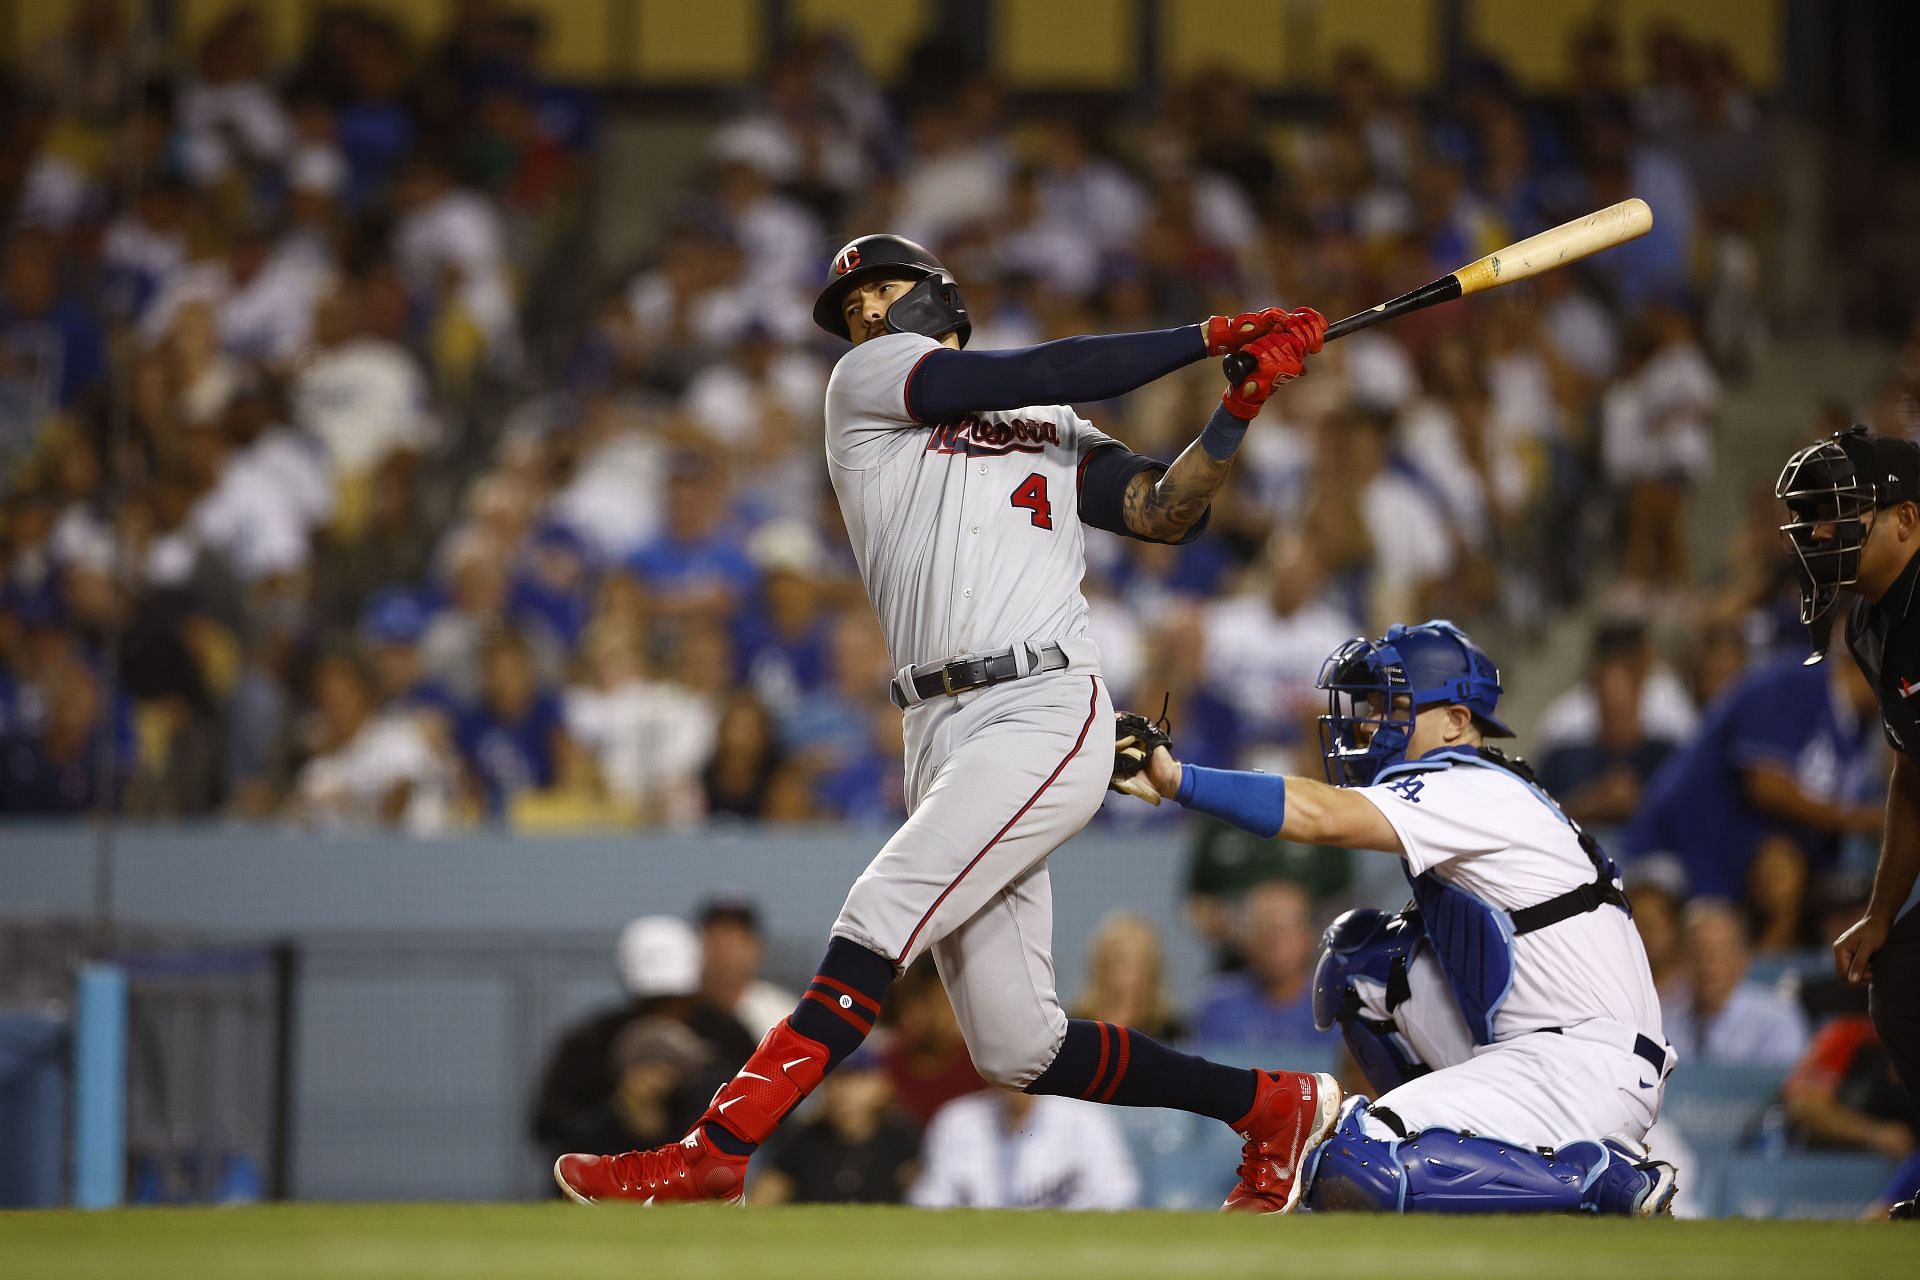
[823,331,1119,671]
[821,329,1126,1088]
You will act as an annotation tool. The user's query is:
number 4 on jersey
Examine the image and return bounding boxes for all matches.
[1010,473,1053,529]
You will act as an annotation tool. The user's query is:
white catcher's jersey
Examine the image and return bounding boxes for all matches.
[1358,764,1665,1043]
[824,332,1118,671]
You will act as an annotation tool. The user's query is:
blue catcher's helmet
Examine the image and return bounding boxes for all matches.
[1315,619,1514,786]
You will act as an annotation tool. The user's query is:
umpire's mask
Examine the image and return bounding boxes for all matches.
[1776,428,1876,630]
[1777,425,1920,663]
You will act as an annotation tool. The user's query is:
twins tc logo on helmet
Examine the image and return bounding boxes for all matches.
[832,246,862,276]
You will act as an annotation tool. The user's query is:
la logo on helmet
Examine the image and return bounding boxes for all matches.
[834,247,862,276]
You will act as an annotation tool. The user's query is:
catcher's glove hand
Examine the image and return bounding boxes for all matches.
[1111,698,1173,806]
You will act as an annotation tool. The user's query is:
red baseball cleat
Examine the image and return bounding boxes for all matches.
[553,1129,748,1205]
[1221,1070,1342,1213]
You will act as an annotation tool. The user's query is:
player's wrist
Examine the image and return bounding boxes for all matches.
[1200,403,1252,456]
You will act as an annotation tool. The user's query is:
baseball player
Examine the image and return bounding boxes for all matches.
[1776,426,1920,1218]
[557,234,1339,1210]
[1111,620,1681,1214]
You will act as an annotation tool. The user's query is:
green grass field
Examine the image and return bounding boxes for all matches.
[0,1204,1912,1280]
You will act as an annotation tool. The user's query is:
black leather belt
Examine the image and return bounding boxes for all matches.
[888,642,1072,709]
[1536,1025,1671,1077]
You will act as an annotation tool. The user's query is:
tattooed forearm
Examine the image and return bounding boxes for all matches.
[1122,441,1233,541]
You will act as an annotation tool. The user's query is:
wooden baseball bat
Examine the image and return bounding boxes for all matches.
[1222,197,1653,384]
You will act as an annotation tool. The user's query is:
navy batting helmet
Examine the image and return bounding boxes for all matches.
[812,234,971,347]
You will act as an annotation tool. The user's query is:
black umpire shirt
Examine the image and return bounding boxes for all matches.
[1846,545,1920,762]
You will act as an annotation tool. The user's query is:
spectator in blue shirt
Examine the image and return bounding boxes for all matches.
[1620,648,1886,903]
[0,649,124,815]
[456,629,579,817]
[359,588,463,798]
[511,522,596,651]
[1191,880,1327,1047]
[0,229,106,410]
[781,614,899,821]
[731,523,833,720]
[1535,638,1683,832]
[627,452,759,629]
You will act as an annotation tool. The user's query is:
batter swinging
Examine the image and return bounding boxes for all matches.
[556,234,1335,1211]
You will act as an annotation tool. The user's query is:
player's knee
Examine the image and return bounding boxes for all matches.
[1302,1097,1408,1212]
[972,1038,1054,1090]
[965,1012,1068,1090]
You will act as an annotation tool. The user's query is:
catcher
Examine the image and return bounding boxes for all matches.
[1113,619,1680,1214]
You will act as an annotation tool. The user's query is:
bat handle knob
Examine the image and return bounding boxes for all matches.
[1221,352,1256,385]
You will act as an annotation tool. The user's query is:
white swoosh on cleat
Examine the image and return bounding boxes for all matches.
[737,1072,771,1083]
[717,1098,743,1113]
[782,1059,812,1072]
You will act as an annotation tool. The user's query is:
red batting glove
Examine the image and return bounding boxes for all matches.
[1276,306,1327,355]
[1221,331,1308,420]
[1204,308,1287,357]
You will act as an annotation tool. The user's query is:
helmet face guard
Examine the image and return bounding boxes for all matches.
[1776,435,1875,627]
[1316,637,1416,787]
[882,274,970,346]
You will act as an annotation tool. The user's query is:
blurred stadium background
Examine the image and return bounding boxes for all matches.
[2,0,1919,1228]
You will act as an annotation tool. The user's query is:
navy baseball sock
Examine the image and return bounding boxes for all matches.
[1024,1019,1257,1125]
[701,937,894,1156]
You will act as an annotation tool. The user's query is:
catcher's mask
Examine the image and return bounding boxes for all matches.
[1316,620,1513,787]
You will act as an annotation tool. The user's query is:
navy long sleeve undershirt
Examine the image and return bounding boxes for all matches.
[905,325,1208,422]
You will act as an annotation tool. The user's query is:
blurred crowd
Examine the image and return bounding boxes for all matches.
[0,9,1910,989]
[0,5,1816,839]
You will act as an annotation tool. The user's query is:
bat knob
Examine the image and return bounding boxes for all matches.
[1221,352,1256,385]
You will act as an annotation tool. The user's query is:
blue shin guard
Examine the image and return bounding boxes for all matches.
[1302,1100,1673,1215]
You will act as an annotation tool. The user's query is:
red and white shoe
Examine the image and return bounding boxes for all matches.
[1221,1070,1342,1213]
[553,1128,748,1205]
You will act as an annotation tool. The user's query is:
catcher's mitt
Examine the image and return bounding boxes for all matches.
[1111,697,1173,806]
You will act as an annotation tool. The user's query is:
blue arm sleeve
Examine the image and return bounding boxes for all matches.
[905,326,1208,422]
[1175,765,1288,839]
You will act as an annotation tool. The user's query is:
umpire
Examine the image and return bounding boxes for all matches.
[1777,425,1920,1217]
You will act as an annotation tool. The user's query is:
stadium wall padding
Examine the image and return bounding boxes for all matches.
[0,823,1409,1201]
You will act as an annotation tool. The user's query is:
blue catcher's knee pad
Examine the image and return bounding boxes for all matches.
[1302,1097,1407,1211]
[1312,909,1430,1095]
[1303,1101,1655,1215]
